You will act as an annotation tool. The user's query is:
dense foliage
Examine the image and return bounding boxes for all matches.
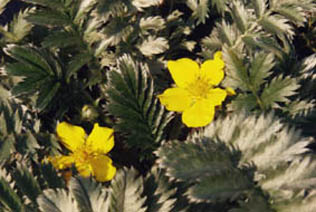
[0,0,315,211]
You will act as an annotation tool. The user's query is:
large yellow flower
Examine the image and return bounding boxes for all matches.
[158,51,229,127]
[48,122,116,182]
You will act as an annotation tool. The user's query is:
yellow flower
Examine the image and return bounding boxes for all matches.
[158,51,229,127]
[48,122,116,182]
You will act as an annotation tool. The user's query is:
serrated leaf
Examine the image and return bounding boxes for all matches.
[66,52,92,80]
[260,75,300,109]
[37,189,78,212]
[22,0,65,11]
[144,167,177,212]
[6,8,34,43]
[13,164,41,203]
[138,36,169,57]
[251,0,266,18]
[109,168,146,212]
[42,31,82,48]
[222,47,249,91]
[231,1,249,33]
[140,16,165,32]
[106,55,171,158]
[69,177,109,212]
[26,10,71,26]
[249,52,274,92]
[36,81,60,111]
[0,0,10,14]
[0,177,24,211]
[259,14,294,38]
[156,138,251,203]
[4,45,53,75]
[187,0,210,24]
[132,0,162,11]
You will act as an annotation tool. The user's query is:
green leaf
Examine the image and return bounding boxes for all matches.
[42,31,82,48]
[222,47,249,91]
[0,0,10,15]
[156,138,251,203]
[138,36,169,57]
[4,45,53,75]
[106,55,171,158]
[0,177,24,212]
[22,0,65,11]
[5,62,47,78]
[12,75,49,95]
[231,1,249,33]
[26,10,71,27]
[66,52,93,80]
[258,14,294,38]
[108,168,146,212]
[260,75,300,109]
[131,0,162,11]
[249,52,274,92]
[13,164,41,203]
[187,0,210,24]
[37,189,78,212]
[251,0,266,18]
[69,177,108,212]
[144,167,177,212]
[5,8,34,43]
[139,16,165,32]
[36,81,61,111]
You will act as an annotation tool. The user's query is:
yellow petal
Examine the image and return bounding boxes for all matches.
[75,161,93,178]
[158,87,192,112]
[90,155,116,182]
[225,87,236,96]
[57,122,85,152]
[86,123,114,154]
[48,155,75,170]
[167,58,199,88]
[214,51,223,60]
[207,88,227,106]
[182,100,215,127]
[201,55,225,86]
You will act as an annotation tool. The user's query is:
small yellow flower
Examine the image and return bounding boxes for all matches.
[48,122,116,182]
[158,51,230,127]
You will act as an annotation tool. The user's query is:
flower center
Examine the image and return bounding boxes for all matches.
[73,146,94,163]
[186,76,212,100]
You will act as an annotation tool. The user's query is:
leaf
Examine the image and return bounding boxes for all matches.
[222,47,249,91]
[4,45,53,75]
[187,0,210,24]
[108,168,146,212]
[258,14,294,38]
[248,52,274,92]
[66,52,93,80]
[42,31,82,48]
[251,0,266,18]
[260,75,300,109]
[37,189,78,212]
[36,81,61,111]
[106,55,171,158]
[140,16,165,32]
[0,177,24,211]
[144,167,177,212]
[12,164,41,203]
[138,36,169,57]
[132,0,162,11]
[231,1,249,33]
[0,0,10,15]
[156,137,251,203]
[26,9,72,27]
[6,8,34,43]
[69,177,108,212]
[22,0,65,11]
[210,0,228,13]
